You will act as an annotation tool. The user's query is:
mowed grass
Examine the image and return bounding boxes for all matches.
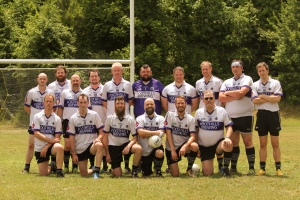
[0,113,300,200]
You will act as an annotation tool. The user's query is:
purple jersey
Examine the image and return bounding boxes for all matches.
[132,78,164,118]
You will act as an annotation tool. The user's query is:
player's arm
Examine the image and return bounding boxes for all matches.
[258,94,281,103]
[24,106,31,115]
[224,87,250,99]
[34,131,60,144]
[223,126,233,149]
[57,107,63,118]
[102,101,107,109]
[137,129,164,138]
[219,91,236,103]
[95,128,104,144]
[191,97,199,112]
[166,128,177,161]
[161,97,168,112]
[252,97,268,104]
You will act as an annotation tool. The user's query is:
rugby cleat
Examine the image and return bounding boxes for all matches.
[276,169,283,176]
[256,169,266,176]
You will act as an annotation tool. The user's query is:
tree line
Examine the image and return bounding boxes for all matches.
[0,0,299,105]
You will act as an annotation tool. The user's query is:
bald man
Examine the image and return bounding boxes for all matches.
[136,98,165,177]
[22,73,55,173]
[58,74,91,173]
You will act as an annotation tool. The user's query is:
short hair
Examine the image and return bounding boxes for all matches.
[112,62,123,69]
[88,69,100,77]
[256,62,269,71]
[203,90,215,98]
[115,95,125,103]
[231,59,244,67]
[44,94,55,102]
[175,95,186,103]
[55,65,67,74]
[77,93,89,102]
[173,66,185,74]
[200,61,212,68]
[140,64,151,71]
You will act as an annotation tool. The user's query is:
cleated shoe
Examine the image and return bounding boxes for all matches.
[222,168,231,177]
[165,167,170,174]
[124,167,131,174]
[256,169,266,176]
[72,167,78,173]
[247,169,255,176]
[186,170,196,178]
[93,172,100,179]
[276,169,283,176]
[156,170,163,177]
[56,171,65,178]
[22,169,29,174]
[131,170,138,178]
[49,161,57,173]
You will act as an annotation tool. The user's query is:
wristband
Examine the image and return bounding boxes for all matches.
[225,136,230,139]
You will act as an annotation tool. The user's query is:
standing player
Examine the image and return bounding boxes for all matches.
[136,98,165,177]
[32,94,64,177]
[195,61,224,171]
[68,94,104,179]
[83,69,108,171]
[102,96,142,177]
[101,62,134,173]
[194,90,233,176]
[252,62,283,176]
[22,73,54,173]
[48,65,71,106]
[57,74,88,173]
[132,64,164,118]
[161,66,198,114]
[219,60,255,175]
[165,96,199,177]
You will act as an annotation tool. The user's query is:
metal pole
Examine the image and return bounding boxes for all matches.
[130,0,135,84]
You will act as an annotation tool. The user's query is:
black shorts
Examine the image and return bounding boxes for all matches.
[255,110,281,136]
[199,138,224,162]
[28,126,34,135]
[35,144,54,164]
[62,119,69,138]
[108,142,132,169]
[77,143,93,162]
[165,142,187,165]
[231,116,253,133]
[141,145,164,176]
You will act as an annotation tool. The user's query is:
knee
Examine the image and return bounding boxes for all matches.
[28,143,34,149]
[190,142,199,152]
[155,150,164,158]
[134,144,142,153]
[95,142,103,150]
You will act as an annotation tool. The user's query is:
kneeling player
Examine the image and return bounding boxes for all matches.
[103,96,142,178]
[32,94,64,177]
[194,90,233,176]
[68,94,104,179]
[136,98,165,177]
[165,96,199,177]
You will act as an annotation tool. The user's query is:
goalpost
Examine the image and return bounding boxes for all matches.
[0,0,135,125]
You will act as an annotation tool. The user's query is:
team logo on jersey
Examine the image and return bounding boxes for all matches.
[215,117,218,120]
[185,124,187,127]
[46,121,49,126]
[94,93,97,97]
[83,120,86,125]
[211,87,213,90]
[52,122,55,125]
[209,118,212,121]
[122,88,125,91]
[268,88,271,90]
[126,125,128,128]
[156,122,158,125]
[150,87,154,91]
[90,120,92,123]
[116,88,119,92]
[176,91,181,95]
[184,92,186,94]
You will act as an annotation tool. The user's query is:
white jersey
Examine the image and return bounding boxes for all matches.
[103,114,137,146]
[48,79,71,106]
[136,112,165,156]
[194,106,233,147]
[67,110,104,154]
[162,81,198,114]
[24,86,55,125]
[101,78,133,117]
[195,75,223,108]
[32,110,62,152]
[83,84,107,123]
[59,88,90,120]
[252,77,283,112]
[220,74,254,118]
[164,111,196,151]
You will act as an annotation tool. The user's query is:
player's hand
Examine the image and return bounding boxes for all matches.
[93,138,101,145]
[52,138,60,143]
[72,153,78,164]
[223,138,233,150]
[106,154,111,163]
[40,146,48,157]
[171,150,178,161]
[179,145,187,157]
[122,145,130,155]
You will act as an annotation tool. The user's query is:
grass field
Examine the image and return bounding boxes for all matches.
[0,112,300,200]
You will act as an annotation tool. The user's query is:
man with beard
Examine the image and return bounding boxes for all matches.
[102,96,142,177]
[58,74,90,173]
[68,94,104,179]
[83,69,108,171]
[165,96,199,177]
[48,65,71,107]
[132,64,164,118]
[161,66,198,114]
[22,73,55,173]
[136,98,165,177]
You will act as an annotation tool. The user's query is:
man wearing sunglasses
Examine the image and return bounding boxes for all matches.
[194,90,233,176]
[219,60,255,175]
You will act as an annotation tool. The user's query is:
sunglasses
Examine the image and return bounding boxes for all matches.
[204,97,214,100]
